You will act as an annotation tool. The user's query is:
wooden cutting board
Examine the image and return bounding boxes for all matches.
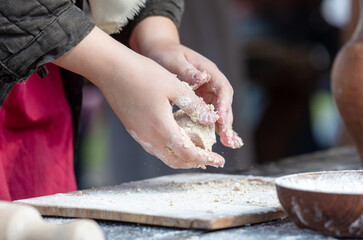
[16,173,286,230]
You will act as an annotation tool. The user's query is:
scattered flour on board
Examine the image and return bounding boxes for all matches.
[19,174,282,220]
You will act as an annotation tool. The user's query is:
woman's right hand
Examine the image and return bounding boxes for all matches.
[53,27,225,169]
[99,53,225,169]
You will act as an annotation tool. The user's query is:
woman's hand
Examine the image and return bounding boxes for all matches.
[147,44,243,149]
[130,16,243,149]
[53,27,224,169]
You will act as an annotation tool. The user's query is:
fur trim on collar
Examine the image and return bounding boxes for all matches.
[88,0,146,34]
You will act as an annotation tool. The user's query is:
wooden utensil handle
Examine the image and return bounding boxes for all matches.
[23,219,105,240]
[0,201,104,240]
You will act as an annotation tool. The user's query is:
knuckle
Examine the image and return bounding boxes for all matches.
[222,80,233,93]
[179,149,195,163]
[168,163,180,169]
[151,123,171,144]
[208,61,218,70]
[228,84,234,95]
[163,155,181,169]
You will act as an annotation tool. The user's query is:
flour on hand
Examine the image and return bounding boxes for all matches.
[174,107,216,152]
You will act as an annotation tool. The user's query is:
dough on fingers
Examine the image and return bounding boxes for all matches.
[174,108,216,151]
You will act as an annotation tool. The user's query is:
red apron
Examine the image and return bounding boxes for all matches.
[0,63,76,201]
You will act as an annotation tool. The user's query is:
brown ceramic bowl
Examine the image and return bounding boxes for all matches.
[275,170,363,238]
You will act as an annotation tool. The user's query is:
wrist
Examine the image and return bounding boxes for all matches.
[129,16,180,56]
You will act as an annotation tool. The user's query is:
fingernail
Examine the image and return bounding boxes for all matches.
[191,71,210,90]
[193,70,208,82]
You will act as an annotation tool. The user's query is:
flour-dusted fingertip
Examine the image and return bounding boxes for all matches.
[196,148,225,168]
[219,127,243,149]
[224,128,241,149]
[209,152,225,168]
[182,63,208,88]
[231,135,244,149]
[191,70,210,89]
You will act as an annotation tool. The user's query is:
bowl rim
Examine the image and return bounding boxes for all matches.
[275,170,363,195]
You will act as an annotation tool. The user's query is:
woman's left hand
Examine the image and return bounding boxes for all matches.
[130,16,243,149]
[148,43,243,149]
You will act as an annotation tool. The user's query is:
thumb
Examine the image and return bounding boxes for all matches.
[171,82,219,125]
[171,58,210,90]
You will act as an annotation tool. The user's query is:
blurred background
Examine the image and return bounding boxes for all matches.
[75,0,359,189]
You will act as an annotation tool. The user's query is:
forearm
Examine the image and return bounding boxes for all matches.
[53,27,139,90]
[129,16,180,56]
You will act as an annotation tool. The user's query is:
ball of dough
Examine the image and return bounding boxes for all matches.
[174,109,216,151]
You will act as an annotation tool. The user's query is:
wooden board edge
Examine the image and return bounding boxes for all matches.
[26,203,287,230]
[26,203,199,229]
[197,209,288,230]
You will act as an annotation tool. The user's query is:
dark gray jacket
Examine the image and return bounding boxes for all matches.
[0,0,184,138]
[0,0,184,104]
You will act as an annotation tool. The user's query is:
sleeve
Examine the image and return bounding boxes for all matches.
[113,0,184,46]
[138,0,185,28]
[0,0,95,84]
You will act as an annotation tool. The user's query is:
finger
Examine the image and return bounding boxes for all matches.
[216,100,243,149]
[183,48,243,149]
[171,82,219,125]
[164,124,225,169]
[165,56,211,90]
[199,64,243,149]
[177,61,210,90]
[217,124,243,149]
[158,149,207,169]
